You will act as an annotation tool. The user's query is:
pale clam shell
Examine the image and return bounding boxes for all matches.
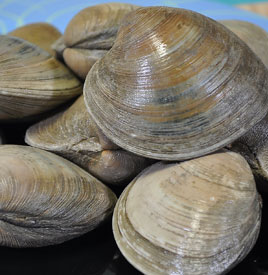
[0,145,117,247]
[84,7,268,161]
[0,35,82,121]
[25,95,151,185]
[220,20,268,68]
[113,152,261,274]
[8,22,61,57]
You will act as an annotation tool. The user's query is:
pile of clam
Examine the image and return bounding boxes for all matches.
[1,2,268,274]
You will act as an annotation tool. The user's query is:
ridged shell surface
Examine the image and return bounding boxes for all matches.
[0,145,117,247]
[84,7,268,160]
[0,35,82,120]
[113,152,261,274]
[63,2,138,49]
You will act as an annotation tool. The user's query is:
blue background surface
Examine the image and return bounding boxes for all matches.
[0,0,267,34]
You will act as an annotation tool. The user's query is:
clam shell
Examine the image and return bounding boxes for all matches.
[63,3,139,49]
[63,48,107,79]
[0,145,117,247]
[8,22,61,57]
[220,20,268,68]
[84,7,268,160]
[113,152,261,274]
[25,95,151,185]
[0,35,82,121]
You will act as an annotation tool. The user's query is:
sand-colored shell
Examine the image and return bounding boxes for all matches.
[113,152,261,274]
[61,2,138,78]
[63,48,107,79]
[220,20,268,67]
[8,22,61,57]
[0,35,82,121]
[238,2,268,17]
[84,7,268,161]
[25,95,151,185]
[63,2,139,49]
[0,145,117,248]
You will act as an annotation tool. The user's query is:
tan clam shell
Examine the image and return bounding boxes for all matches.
[8,22,61,57]
[62,3,139,79]
[0,35,82,121]
[25,95,151,185]
[220,20,268,67]
[84,7,268,161]
[113,152,261,274]
[63,2,139,49]
[63,48,107,79]
[0,145,117,248]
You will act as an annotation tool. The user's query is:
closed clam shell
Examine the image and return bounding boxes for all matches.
[62,3,138,78]
[63,2,139,49]
[0,145,117,247]
[84,7,268,160]
[8,22,61,57]
[0,35,82,121]
[25,95,151,185]
[220,20,268,68]
[113,152,261,274]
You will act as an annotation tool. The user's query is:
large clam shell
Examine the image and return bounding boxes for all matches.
[25,95,151,185]
[0,35,82,121]
[0,145,117,247]
[84,7,268,160]
[113,152,261,274]
[8,22,61,57]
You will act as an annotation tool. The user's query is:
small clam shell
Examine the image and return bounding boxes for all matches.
[84,7,268,160]
[220,20,268,67]
[8,22,61,57]
[25,95,151,185]
[0,145,117,247]
[113,152,261,274]
[0,35,82,121]
[63,3,139,49]
[63,48,107,79]
[62,3,138,78]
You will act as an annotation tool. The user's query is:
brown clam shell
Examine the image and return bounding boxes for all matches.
[0,35,82,121]
[113,152,261,274]
[0,145,117,248]
[25,95,151,185]
[84,7,268,161]
[8,22,61,57]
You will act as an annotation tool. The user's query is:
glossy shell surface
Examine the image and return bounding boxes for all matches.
[84,7,268,160]
[113,152,261,274]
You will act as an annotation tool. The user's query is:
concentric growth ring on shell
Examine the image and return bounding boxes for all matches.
[84,7,268,160]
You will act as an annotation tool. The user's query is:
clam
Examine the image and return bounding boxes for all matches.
[113,151,262,274]
[0,145,117,247]
[60,2,138,78]
[84,7,268,161]
[25,95,151,185]
[220,20,268,67]
[8,22,61,57]
[0,35,82,121]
